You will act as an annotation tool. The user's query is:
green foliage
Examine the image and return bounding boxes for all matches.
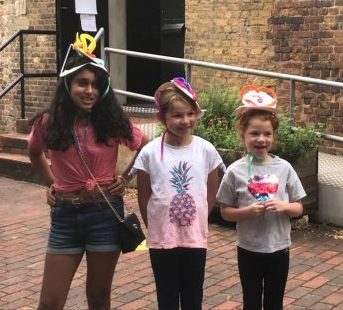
[198,84,240,130]
[194,85,242,150]
[274,115,319,162]
[195,121,241,151]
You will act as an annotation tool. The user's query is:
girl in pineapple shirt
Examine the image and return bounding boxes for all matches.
[133,78,223,310]
[216,85,306,310]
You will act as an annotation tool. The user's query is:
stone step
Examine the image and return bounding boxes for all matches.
[0,133,29,155]
[0,152,45,185]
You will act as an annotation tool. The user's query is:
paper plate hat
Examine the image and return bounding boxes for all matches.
[59,33,108,77]
[154,77,204,117]
[233,84,278,116]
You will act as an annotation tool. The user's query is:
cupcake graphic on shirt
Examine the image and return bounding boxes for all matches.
[247,174,279,202]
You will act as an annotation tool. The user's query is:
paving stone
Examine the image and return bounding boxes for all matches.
[311,283,340,297]
[303,275,330,289]
[292,293,324,307]
[322,292,343,306]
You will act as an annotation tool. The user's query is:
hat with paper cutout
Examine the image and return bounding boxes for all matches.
[59,33,108,77]
[154,77,204,117]
[233,84,277,116]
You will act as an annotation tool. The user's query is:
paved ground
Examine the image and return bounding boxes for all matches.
[1,176,343,310]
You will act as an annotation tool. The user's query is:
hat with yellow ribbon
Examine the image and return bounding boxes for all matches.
[59,33,108,77]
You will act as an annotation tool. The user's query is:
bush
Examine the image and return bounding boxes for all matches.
[274,116,319,162]
[194,85,242,151]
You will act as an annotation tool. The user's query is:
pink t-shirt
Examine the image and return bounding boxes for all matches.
[28,113,144,193]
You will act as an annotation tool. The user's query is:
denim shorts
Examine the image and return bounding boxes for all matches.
[47,196,124,255]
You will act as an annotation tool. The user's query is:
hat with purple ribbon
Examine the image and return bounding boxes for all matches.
[233,84,278,116]
[171,77,204,116]
[154,77,204,117]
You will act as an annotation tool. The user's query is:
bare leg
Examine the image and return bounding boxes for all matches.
[38,253,83,310]
[85,251,121,310]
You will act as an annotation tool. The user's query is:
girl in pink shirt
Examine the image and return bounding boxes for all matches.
[134,78,223,309]
[28,40,148,309]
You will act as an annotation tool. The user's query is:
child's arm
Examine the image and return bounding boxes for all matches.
[220,202,266,222]
[137,169,152,227]
[108,135,149,196]
[207,167,219,214]
[263,199,303,218]
[28,146,54,187]
[118,135,150,184]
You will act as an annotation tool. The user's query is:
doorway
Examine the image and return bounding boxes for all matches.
[126,0,185,105]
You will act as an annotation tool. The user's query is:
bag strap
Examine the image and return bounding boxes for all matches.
[71,126,124,223]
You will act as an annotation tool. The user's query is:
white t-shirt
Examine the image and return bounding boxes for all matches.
[216,155,306,253]
[133,135,223,249]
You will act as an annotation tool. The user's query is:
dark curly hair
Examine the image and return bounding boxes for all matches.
[31,55,133,151]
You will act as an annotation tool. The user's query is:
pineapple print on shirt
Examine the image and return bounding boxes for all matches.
[169,161,197,226]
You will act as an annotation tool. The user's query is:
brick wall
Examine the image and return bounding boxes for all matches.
[0,0,56,132]
[185,0,343,155]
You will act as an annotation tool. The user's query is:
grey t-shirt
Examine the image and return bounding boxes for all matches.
[216,155,306,253]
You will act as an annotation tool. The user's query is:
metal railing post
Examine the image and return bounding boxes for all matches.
[94,27,105,61]
[185,64,192,83]
[290,80,296,126]
[19,32,25,119]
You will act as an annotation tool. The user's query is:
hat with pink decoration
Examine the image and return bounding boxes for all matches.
[233,84,278,116]
[154,77,204,118]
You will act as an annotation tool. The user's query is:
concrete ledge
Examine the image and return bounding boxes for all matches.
[312,152,343,227]
[312,183,343,227]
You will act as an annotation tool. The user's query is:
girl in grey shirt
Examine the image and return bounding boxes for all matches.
[217,85,306,310]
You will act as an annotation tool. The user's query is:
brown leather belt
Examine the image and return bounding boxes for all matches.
[54,187,109,205]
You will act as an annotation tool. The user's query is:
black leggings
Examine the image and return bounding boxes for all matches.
[237,246,289,310]
[149,247,207,310]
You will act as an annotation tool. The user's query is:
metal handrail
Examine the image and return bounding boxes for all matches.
[0,29,57,118]
[105,47,343,143]
[0,74,23,98]
[0,29,57,52]
[106,48,343,88]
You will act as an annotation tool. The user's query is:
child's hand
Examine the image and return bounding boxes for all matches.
[249,202,266,218]
[263,199,288,213]
[107,176,126,196]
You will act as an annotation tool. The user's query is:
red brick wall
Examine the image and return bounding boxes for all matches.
[185,0,343,154]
